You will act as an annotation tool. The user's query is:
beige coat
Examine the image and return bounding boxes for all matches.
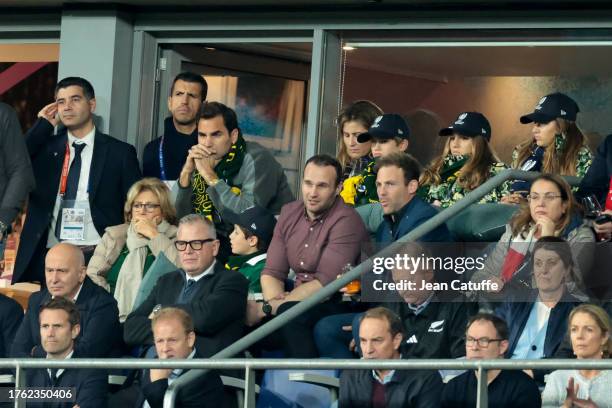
[86,223,180,317]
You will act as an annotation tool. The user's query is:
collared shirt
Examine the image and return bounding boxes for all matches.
[512,300,550,359]
[47,350,74,379]
[262,197,369,286]
[407,292,434,316]
[183,260,216,283]
[48,127,102,247]
[372,369,396,385]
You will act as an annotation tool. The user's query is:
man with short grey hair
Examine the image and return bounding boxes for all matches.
[124,214,248,357]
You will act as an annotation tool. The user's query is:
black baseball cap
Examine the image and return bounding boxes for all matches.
[520,92,580,124]
[357,114,410,143]
[223,205,277,245]
[439,112,492,141]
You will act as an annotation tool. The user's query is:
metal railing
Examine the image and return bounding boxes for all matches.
[1,357,610,408]
[166,169,582,407]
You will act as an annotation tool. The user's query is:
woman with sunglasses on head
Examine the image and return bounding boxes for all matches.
[503,92,593,204]
[420,111,509,208]
[336,100,383,183]
[87,177,180,321]
[471,174,595,294]
[542,304,612,408]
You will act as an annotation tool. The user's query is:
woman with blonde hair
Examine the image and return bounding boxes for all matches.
[336,100,383,182]
[542,304,612,408]
[87,177,180,321]
[471,173,595,292]
[504,92,592,203]
[420,111,509,208]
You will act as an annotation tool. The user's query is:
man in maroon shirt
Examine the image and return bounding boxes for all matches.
[251,154,369,357]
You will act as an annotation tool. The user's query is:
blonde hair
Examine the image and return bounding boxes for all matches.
[509,173,577,237]
[569,304,611,358]
[124,177,177,224]
[420,135,500,190]
[151,307,194,334]
[514,119,589,176]
[336,100,383,170]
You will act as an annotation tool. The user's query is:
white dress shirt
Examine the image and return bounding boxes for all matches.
[47,127,102,247]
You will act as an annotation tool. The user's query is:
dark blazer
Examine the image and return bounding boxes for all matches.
[26,352,107,408]
[10,277,121,358]
[577,134,612,204]
[376,196,452,245]
[124,262,248,357]
[0,294,22,362]
[496,289,581,383]
[340,366,443,408]
[136,349,225,408]
[13,118,142,283]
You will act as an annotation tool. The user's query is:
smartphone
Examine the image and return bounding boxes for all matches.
[595,213,612,225]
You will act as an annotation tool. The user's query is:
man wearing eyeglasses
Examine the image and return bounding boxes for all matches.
[124,213,248,357]
[441,313,541,408]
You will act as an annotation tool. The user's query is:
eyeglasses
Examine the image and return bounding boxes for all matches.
[465,336,504,348]
[132,202,161,212]
[174,239,215,251]
[527,193,562,203]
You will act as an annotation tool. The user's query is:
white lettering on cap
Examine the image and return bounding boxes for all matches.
[560,109,567,116]
[372,116,383,128]
[251,223,257,230]
[482,128,487,134]
[535,96,547,110]
[398,129,403,135]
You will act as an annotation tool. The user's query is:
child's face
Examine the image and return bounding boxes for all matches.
[229,225,254,255]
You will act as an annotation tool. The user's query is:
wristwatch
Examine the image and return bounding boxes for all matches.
[262,300,273,317]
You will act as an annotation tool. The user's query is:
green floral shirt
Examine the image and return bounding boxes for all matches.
[511,135,593,189]
[421,155,510,209]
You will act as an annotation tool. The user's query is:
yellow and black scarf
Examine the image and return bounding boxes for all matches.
[340,158,378,206]
[192,135,247,221]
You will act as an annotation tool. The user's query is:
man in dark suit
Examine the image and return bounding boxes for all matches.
[0,294,22,372]
[124,214,248,357]
[137,307,225,408]
[13,76,141,284]
[26,297,107,408]
[11,243,121,358]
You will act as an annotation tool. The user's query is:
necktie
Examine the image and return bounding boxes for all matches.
[64,142,86,201]
[55,142,86,240]
[49,368,59,380]
[184,279,196,296]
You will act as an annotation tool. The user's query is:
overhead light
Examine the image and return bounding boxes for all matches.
[342,46,356,51]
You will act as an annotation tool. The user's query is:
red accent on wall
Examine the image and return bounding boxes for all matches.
[0,62,49,95]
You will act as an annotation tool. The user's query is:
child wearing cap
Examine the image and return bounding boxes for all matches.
[224,206,277,293]
[419,112,510,208]
[503,92,592,203]
[340,113,410,207]
[336,100,383,183]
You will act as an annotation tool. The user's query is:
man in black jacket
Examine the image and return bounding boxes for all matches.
[0,294,22,372]
[137,307,224,408]
[0,102,35,245]
[339,307,443,408]
[124,214,248,357]
[13,76,141,284]
[26,297,107,408]
[11,243,121,358]
[142,72,207,181]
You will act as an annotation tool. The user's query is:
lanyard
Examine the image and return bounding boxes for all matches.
[158,135,167,181]
[59,142,71,196]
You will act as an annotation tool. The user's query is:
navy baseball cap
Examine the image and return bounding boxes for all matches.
[223,205,277,245]
[357,114,410,143]
[520,93,580,124]
[439,112,492,141]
